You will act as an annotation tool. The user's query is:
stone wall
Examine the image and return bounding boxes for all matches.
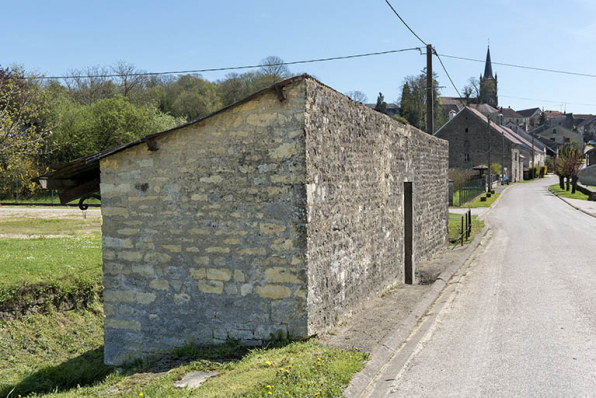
[99,76,450,364]
[100,82,309,365]
[303,79,449,334]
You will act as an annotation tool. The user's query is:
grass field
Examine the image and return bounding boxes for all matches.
[0,310,366,398]
[448,213,484,245]
[549,184,590,201]
[0,236,102,288]
[467,193,500,208]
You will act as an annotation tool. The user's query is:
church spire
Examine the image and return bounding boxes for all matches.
[484,46,494,80]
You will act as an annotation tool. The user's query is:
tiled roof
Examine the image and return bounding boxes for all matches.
[544,110,565,119]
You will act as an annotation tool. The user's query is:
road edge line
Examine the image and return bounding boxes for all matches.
[343,225,491,398]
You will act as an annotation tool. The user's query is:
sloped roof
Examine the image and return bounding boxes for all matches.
[517,108,541,118]
[544,110,565,119]
[36,74,312,204]
[484,47,494,79]
[500,107,524,119]
[578,115,596,128]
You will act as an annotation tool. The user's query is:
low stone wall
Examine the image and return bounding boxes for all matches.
[577,182,596,201]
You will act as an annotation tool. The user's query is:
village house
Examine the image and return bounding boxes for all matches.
[434,106,549,182]
[517,107,542,129]
[529,124,583,152]
[37,75,449,365]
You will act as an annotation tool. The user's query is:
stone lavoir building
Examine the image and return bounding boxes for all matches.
[40,75,449,365]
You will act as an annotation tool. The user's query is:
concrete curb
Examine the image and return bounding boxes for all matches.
[343,225,490,398]
[548,186,596,219]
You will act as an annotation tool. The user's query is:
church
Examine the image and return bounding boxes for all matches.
[439,47,498,119]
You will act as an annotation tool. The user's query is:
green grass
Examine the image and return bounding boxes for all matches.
[1,310,367,398]
[0,305,110,397]
[0,236,102,288]
[549,184,590,201]
[0,212,101,236]
[467,192,500,208]
[449,213,484,245]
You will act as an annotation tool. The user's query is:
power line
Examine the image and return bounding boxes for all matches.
[32,48,422,80]
[433,50,462,99]
[383,0,427,46]
[500,94,596,108]
[437,53,596,79]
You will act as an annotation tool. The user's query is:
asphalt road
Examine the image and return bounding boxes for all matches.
[375,176,596,397]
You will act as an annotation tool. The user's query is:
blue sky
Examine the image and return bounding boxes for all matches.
[3,0,596,114]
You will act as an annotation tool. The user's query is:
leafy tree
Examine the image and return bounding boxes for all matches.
[538,111,547,126]
[399,69,444,133]
[0,66,54,198]
[48,95,185,165]
[158,74,222,121]
[375,92,388,114]
[554,143,582,192]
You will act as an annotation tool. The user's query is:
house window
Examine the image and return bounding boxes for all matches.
[465,128,469,133]
[464,153,470,162]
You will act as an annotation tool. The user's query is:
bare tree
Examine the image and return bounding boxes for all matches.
[258,56,291,85]
[346,90,368,103]
[111,61,148,99]
[63,65,116,105]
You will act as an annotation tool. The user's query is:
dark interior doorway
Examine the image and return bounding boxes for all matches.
[404,182,413,284]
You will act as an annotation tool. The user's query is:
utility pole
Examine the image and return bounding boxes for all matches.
[500,114,504,184]
[487,116,492,192]
[426,44,434,134]
[531,135,535,178]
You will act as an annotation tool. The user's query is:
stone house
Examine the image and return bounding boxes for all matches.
[39,75,449,365]
[435,107,523,181]
[517,108,542,129]
[578,116,596,142]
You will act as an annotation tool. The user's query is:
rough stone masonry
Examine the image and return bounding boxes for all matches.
[99,75,449,365]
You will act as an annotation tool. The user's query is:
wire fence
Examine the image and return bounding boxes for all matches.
[458,178,485,207]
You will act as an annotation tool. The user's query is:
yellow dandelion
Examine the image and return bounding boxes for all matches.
[312,366,316,369]
[355,347,359,351]
[285,369,290,374]
[317,357,322,361]
[280,368,284,371]
[266,385,272,389]
[288,365,293,368]
[139,393,144,398]
[286,392,290,395]
[265,361,272,366]
[315,393,320,396]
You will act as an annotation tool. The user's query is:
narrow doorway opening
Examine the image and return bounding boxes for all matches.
[404,182,413,284]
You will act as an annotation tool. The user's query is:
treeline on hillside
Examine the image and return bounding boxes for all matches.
[0,57,293,198]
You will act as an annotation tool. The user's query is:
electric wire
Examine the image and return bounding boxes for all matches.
[437,53,596,79]
[433,50,462,98]
[31,48,422,80]
[384,0,427,46]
